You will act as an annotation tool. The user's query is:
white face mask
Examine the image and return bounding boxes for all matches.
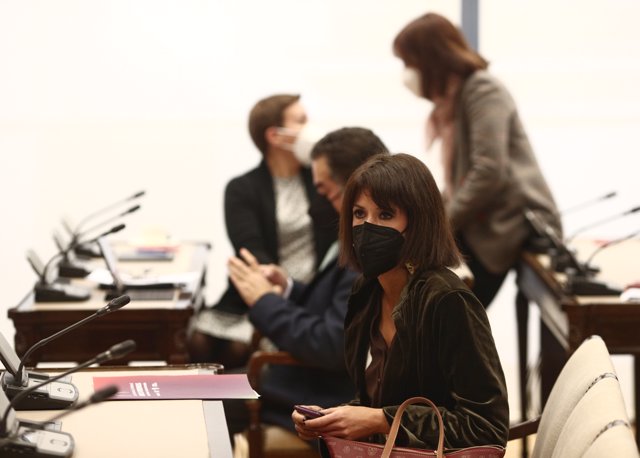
[402,67,423,98]
[277,124,325,166]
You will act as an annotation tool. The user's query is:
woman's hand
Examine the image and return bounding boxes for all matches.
[292,405,325,440]
[228,248,283,306]
[292,405,390,441]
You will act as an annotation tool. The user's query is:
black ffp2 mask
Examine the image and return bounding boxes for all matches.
[352,222,404,279]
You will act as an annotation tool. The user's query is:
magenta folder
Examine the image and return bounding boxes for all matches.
[92,374,258,400]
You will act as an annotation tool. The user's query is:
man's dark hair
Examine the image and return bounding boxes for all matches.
[310,127,389,185]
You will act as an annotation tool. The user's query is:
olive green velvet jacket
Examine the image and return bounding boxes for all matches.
[344,267,509,449]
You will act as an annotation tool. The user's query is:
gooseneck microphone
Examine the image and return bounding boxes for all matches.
[56,207,137,278]
[1,340,136,433]
[0,343,134,458]
[33,224,126,302]
[72,191,145,236]
[45,385,119,423]
[523,208,587,275]
[560,191,617,216]
[73,205,139,245]
[0,385,74,457]
[584,229,640,270]
[523,208,622,296]
[0,385,118,458]
[565,205,640,244]
[15,295,131,383]
[41,224,126,282]
[1,295,130,411]
[66,191,144,258]
[69,207,138,260]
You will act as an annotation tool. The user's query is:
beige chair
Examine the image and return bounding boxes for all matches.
[508,335,615,457]
[552,373,632,457]
[582,419,639,458]
[244,350,320,458]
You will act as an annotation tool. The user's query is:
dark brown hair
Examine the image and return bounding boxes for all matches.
[339,153,460,272]
[393,12,488,99]
[248,94,300,156]
[310,127,389,186]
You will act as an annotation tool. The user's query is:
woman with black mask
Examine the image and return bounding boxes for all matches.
[292,153,509,451]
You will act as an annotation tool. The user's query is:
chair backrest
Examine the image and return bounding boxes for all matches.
[531,335,614,458]
[582,420,639,458]
[551,373,630,458]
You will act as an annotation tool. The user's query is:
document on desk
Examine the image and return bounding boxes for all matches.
[88,268,199,288]
[92,374,258,400]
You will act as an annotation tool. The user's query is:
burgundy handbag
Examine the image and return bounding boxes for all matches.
[322,397,506,458]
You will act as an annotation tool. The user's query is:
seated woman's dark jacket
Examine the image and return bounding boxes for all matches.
[343,267,509,449]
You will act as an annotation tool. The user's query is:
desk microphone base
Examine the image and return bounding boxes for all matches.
[0,420,73,458]
[34,283,90,302]
[1,372,78,411]
[73,242,101,258]
[57,260,90,279]
[566,276,623,296]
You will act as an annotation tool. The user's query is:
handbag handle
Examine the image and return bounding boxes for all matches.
[381,396,445,458]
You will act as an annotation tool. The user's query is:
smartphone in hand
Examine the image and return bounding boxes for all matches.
[294,405,324,419]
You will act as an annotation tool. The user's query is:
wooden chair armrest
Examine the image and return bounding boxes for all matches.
[245,349,307,458]
[247,350,302,389]
[508,416,541,441]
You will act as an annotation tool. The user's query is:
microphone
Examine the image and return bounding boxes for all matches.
[1,340,136,432]
[0,385,74,457]
[52,229,89,278]
[69,190,145,237]
[565,205,640,244]
[0,343,135,457]
[0,385,118,458]
[68,192,144,259]
[1,295,130,409]
[46,385,119,423]
[560,191,617,216]
[16,295,130,383]
[72,205,139,249]
[584,229,640,269]
[523,208,588,275]
[52,211,130,279]
[524,208,623,296]
[25,249,91,303]
[32,224,126,302]
[71,205,139,259]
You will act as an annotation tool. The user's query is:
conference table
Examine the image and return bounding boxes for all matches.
[9,365,232,457]
[8,241,210,365]
[516,238,640,450]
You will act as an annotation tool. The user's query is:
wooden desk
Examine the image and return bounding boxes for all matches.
[8,242,209,365]
[11,365,232,457]
[516,239,640,449]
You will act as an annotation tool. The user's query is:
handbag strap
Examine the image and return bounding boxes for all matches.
[381,396,444,458]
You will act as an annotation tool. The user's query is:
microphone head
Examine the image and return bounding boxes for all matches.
[108,340,137,359]
[109,223,126,235]
[126,204,141,215]
[107,294,131,311]
[89,385,119,403]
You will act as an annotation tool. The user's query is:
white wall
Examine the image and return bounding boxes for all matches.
[1,0,639,421]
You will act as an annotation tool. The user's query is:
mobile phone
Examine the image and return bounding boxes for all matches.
[294,405,324,419]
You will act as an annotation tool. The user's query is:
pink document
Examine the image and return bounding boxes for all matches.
[92,374,258,400]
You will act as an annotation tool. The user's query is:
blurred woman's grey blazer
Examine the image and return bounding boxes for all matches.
[448,70,562,274]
